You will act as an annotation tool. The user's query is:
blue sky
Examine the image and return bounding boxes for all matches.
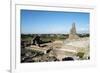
[21,9,90,34]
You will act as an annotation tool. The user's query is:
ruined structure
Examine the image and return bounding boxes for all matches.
[68,22,79,39]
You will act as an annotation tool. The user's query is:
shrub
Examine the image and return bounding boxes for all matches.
[77,52,84,59]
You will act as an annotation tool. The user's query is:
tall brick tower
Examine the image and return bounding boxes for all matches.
[68,22,79,39]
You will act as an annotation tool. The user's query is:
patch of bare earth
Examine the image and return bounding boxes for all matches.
[24,37,89,62]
